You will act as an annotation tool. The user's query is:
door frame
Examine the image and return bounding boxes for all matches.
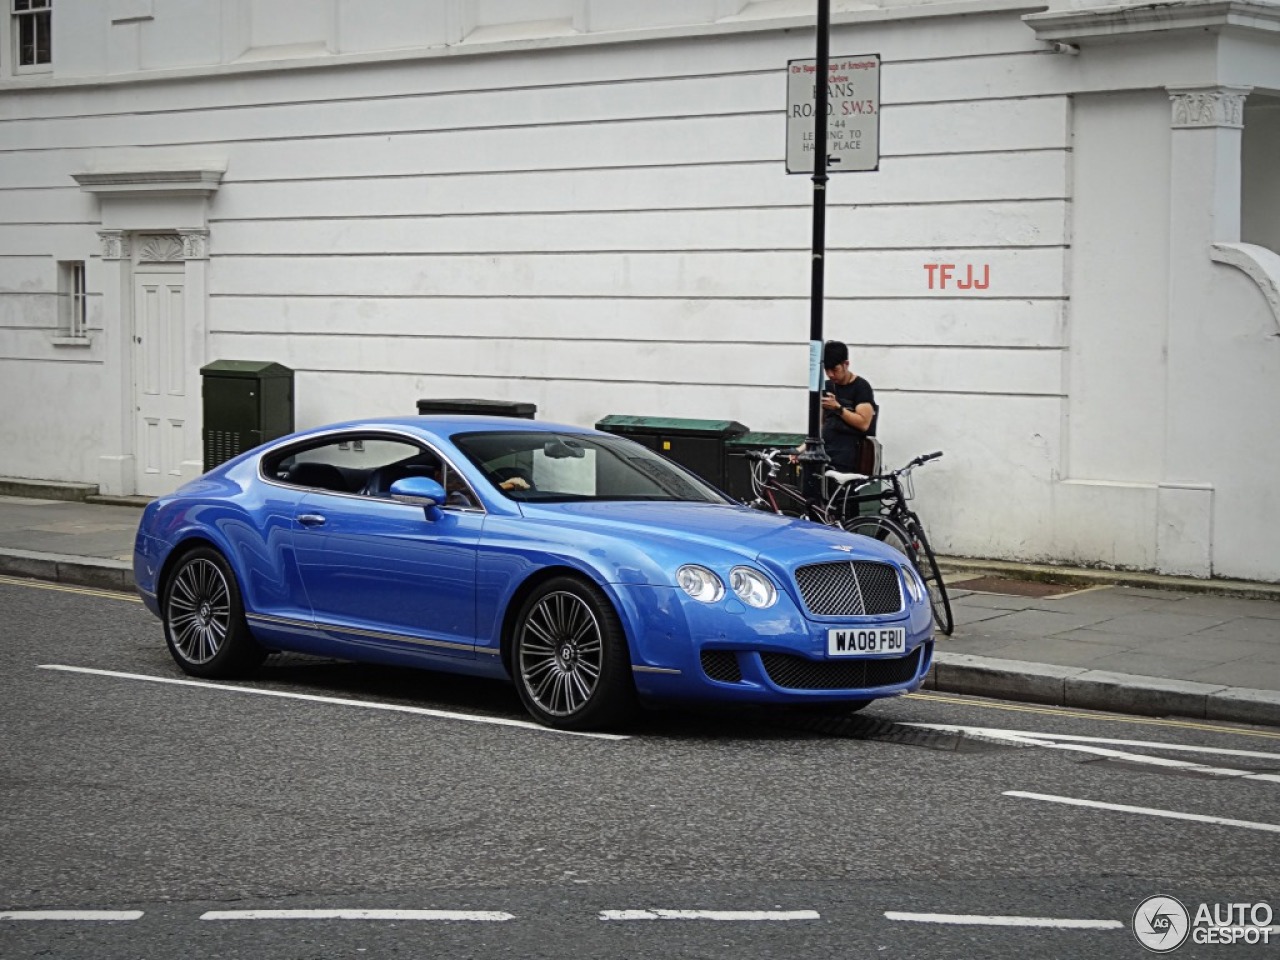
[74,164,223,496]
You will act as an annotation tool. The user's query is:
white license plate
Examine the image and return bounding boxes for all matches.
[827,627,906,657]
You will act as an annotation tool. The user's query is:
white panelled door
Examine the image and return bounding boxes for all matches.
[133,266,189,497]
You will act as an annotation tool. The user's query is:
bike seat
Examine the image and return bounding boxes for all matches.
[824,469,869,485]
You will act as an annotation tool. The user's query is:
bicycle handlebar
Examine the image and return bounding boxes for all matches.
[906,450,943,469]
[737,447,943,474]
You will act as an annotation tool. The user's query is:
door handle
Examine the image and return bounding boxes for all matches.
[298,514,327,527]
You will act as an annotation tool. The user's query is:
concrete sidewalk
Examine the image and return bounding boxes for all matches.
[1,492,1278,728]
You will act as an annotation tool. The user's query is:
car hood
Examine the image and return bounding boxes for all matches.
[520,501,905,570]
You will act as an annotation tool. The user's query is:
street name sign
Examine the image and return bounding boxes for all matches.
[785,54,880,174]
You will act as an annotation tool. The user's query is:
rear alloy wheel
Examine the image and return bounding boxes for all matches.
[162,546,265,678]
[513,577,637,730]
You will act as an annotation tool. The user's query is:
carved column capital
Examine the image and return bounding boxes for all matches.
[1168,86,1252,129]
[178,229,210,260]
[97,229,131,260]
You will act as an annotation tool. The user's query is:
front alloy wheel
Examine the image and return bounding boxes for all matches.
[513,577,636,730]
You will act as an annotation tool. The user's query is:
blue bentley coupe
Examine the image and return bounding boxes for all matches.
[133,416,934,730]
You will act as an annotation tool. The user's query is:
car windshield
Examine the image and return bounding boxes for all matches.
[453,431,731,504]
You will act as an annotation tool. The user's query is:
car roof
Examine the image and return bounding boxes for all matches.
[291,415,606,444]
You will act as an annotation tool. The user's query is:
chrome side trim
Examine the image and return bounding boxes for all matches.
[315,621,474,653]
[246,612,311,629]
[633,665,682,675]
[246,613,473,653]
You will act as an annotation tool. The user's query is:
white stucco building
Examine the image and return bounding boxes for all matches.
[1,0,1277,580]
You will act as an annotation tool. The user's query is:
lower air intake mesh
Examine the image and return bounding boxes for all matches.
[760,647,923,691]
[700,650,742,683]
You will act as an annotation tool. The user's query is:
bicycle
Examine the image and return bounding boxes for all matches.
[739,448,848,527]
[740,448,953,636]
[834,451,953,636]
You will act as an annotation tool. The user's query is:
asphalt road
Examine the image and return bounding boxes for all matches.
[2,575,1278,959]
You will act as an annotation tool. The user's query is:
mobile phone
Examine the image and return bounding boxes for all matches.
[823,379,836,395]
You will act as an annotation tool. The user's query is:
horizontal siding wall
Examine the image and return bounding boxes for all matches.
[0,10,1070,553]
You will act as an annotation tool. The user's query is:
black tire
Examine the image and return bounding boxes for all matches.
[162,546,266,678]
[841,515,917,564]
[512,576,638,730]
[902,515,954,636]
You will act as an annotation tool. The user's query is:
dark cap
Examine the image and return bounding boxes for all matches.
[822,340,848,370]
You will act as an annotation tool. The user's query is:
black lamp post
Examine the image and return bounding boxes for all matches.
[797,0,832,494]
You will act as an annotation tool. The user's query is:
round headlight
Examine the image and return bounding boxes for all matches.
[729,566,777,609]
[677,564,724,603]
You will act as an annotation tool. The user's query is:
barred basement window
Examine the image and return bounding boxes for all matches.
[13,0,51,69]
[57,260,87,340]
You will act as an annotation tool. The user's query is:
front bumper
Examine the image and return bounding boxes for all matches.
[615,581,934,705]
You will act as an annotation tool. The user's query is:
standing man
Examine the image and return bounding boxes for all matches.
[820,340,877,474]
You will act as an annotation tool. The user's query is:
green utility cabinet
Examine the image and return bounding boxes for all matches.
[416,398,536,418]
[724,431,806,504]
[201,360,294,472]
[594,415,748,492]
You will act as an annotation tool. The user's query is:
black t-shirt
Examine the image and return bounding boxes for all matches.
[822,375,876,471]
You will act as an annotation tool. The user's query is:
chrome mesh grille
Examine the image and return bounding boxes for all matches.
[760,647,923,691]
[700,650,742,684]
[794,560,902,616]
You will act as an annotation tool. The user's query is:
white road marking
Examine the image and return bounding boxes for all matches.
[907,724,1280,782]
[599,909,820,921]
[1005,790,1280,834]
[201,909,513,921]
[0,911,143,921]
[38,665,628,740]
[885,912,1122,930]
[905,724,1280,762]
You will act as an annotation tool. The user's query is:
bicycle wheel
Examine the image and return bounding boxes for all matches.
[841,515,917,564]
[900,513,953,636]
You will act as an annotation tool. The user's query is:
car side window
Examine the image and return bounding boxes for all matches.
[267,437,426,495]
[437,463,480,509]
[264,435,483,509]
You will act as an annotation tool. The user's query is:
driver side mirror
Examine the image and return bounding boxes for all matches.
[390,476,447,520]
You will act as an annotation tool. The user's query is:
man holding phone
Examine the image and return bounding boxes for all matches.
[819,340,877,474]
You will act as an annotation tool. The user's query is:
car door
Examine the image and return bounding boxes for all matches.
[292,489,483,660]
[276,434,484,660]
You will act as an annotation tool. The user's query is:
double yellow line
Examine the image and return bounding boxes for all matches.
[0,574,140,603]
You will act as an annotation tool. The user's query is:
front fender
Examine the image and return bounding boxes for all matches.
[474,513,682,648]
